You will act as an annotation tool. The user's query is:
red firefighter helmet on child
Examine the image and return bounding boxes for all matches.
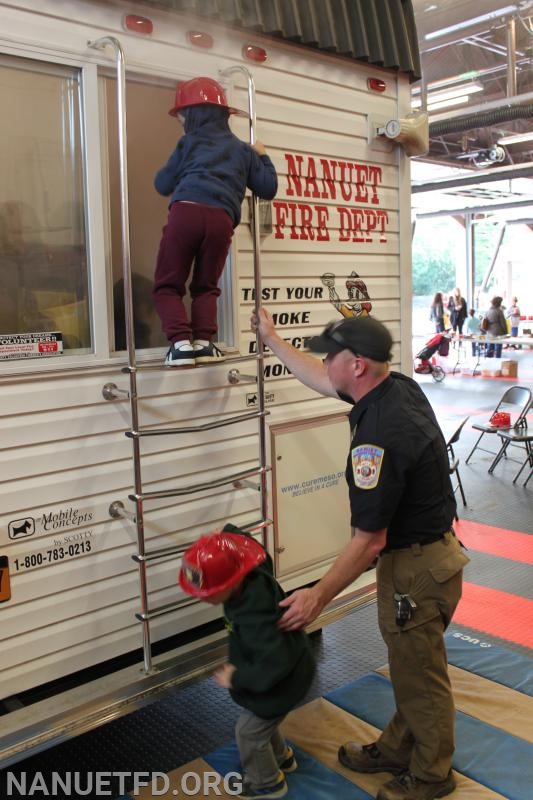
[178,532,266,598]
[168,76,247,117]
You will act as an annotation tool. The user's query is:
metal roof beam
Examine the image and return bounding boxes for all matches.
[412,162,533,193]
[414,198,533,218]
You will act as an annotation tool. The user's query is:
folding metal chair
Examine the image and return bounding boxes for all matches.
[492,428,533,483]
[465,386,532,468]
[447,417,469,518]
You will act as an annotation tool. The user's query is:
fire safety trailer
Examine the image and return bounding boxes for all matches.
[0,0,422,765]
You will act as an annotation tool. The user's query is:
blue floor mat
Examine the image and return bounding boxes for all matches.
[205,740,373,800]
[445,632,533,696]
[326,672,533,800]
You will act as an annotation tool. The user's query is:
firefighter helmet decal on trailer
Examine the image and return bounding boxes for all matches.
[320,271,373,319]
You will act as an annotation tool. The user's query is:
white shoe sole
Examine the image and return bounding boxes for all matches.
[165,358,196,367]
[195,355,226,364]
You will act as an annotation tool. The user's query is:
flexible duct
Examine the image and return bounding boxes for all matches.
[430,103,533,136]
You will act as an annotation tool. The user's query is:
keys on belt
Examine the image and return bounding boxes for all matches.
[394,593,418,627]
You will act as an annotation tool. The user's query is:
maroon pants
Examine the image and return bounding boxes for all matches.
[153,201,234,343]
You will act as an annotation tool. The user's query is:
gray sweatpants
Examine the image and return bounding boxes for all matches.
[235,708,288,788]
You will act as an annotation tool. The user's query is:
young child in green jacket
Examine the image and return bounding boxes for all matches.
[179,523,315,799]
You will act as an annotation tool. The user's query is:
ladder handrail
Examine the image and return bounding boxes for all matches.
[220,65,269,532]
[93,47,270,674]
[88,35,152,671]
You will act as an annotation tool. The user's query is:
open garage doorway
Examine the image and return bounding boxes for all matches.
[411,162,533,349]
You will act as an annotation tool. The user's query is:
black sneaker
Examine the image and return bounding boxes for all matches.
[279,746,298,773]
[193,341,225,364]
[165,342,195,367]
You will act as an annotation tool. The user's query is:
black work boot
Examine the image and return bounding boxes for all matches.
[338,742,407,774]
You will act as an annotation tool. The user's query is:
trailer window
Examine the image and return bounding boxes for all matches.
[103,76,176,351]
[103,76,234,353]
[0,56,90,355]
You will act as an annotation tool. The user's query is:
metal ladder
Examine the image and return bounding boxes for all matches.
[90,37,270,674]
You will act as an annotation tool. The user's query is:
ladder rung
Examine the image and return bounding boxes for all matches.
[121,351,264,373]
[136,595,199,621]
[125,410,268,438]
[129,465,270,503]
[238,518,272,533]
[132,544,187,563]
[132,518,272,564]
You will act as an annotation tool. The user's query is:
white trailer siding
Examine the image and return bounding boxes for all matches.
[0,0,413,708]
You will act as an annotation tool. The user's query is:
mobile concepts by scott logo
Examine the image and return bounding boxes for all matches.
[7,507,94,540]
[8,517,35,540]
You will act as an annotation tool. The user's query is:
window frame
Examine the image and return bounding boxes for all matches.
[100,68,237,357]
[0,45,110,375]
[0,46,240,375]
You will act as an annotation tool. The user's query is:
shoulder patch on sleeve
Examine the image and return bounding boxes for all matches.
[351,444,384,489]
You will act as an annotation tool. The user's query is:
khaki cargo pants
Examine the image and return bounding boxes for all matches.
[376,532,469,782]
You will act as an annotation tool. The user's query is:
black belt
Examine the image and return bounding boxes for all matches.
[381,531,450,555]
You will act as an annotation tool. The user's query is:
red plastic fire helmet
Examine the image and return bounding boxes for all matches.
[168,76,247,117]
[178,532,266,598]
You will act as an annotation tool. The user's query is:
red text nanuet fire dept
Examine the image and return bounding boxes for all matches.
[273,152,389,242]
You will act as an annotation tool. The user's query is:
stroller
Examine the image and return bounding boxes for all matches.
[414,331,450,382]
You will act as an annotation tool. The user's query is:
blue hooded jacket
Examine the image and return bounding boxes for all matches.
[154,105,277,227]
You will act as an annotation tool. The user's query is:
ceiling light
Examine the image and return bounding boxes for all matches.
[497,132,533,145]
[427,83,483,103]
[412,95,470,112]
[412,82,483,112]
[428,95,471,111]
[412,82,483,104]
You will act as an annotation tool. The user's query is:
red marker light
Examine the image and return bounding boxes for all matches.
[188,30,214,49]
[368,78,386,93]
[243,44,267,63]
[123,15,153,35]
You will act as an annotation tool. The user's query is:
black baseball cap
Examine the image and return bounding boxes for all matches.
[307,316,393,362]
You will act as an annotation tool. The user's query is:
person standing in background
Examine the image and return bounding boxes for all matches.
[429,292,445,333]
[447,288,467,335]
[466,309,481,356]
[483,296,507,358]
[506,297,521,348]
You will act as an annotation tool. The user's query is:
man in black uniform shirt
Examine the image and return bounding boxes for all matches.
[251,308,469,800]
